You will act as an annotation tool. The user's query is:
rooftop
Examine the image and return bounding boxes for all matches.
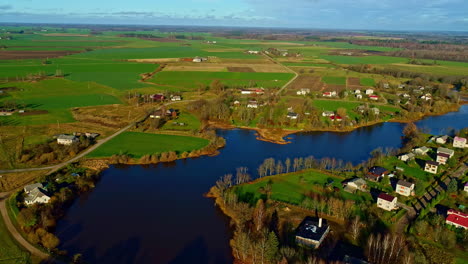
[378,193,396,202]
[397,180,413,188]
[296,217,329,242]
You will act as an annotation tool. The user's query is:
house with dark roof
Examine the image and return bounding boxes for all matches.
[446,209,468,230]
[366,166,388,182]
[57,134,79,145]
[436,152,450,165]
[295,217,330,248]
[377,193,397,211]
[396,180,415,197]
[424,160,439,174]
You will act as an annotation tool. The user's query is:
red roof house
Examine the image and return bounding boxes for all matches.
[446,209,468,230]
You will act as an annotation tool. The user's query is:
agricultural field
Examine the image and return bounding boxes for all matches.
[87,132,209,158]
[360,77,376,87]
[160,112,201,131]
[0,213,29,263]
[150,71,294,90]
[322,76,347,85]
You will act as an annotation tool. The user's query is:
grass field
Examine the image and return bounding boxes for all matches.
[360,78,376,86]
[160,112,201,131]
[322,76,346,85]
[87,132,209,158]
[0,213,30,263]
[313,100,361,119]
[151,71,294,90]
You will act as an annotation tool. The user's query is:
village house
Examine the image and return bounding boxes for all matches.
[435,135,449,144]
[192,56,207,63]
[322,111,335,117]
[297,88,311,95]
[371,107,380,115]
[453,136,467,148]
[398,84,405,89]
[369,95,379,101]
[446,210,468,230]
[424,160,439,174]
[240,88,264,95]
[247,100,258,109]
[150,110,163,119]
[436,152,450,165]
[413,146,430,155]
[396,180,415,196]
[0,109,15,116]
[398,153,415,162]
[295,217,330,248]
[166,108,178,118]
[247,50,260,54]
[322,91,337,97]
[151,94,165,101]
[343,178,367,193]
[367,166,388,182]
[365,89,374,95]
[287,112,299,120]
[377,193,397,211]
[57,134,79,145]
[329,115,342,122]
[170,95,182,101]
[356,94,363,99]
[354,89,361,94]
[23,183,50,206]
[437,147,455,158]
[233,100,240,106]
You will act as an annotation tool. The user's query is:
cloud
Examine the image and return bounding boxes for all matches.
[0,5,12,10]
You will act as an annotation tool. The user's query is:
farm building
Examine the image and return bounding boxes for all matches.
[446,210,468,230]
[356,94,363,99]
[453,136,467,148]
[396,180,414,197]
[329,116,342,122]
[366,166,388,182]
[171,95,182,101]
[24,183,44,194]
[151,94,165,101]
[377,193,397,211]
[369,95,379,101]
[57,135,79,145]
[424,161,439,174]
[464,182,468,193]
[295,217,330,248]
[0,109,15,116]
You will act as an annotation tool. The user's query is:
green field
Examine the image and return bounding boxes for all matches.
[360,78,376,86]
[161,112,201,131]
[313,100,361,119]
[0,213,30,263]
[151,71,294,90]
[322,76,346,85]
[87,132,210,158]
[0,79,121,125]
[320,55,407,65]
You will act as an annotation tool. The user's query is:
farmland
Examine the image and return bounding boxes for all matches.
[87,132,210,158]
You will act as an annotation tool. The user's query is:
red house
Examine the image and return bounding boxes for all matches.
[446,209,468,230]
[329,115,342,122]
[151,94,165,101]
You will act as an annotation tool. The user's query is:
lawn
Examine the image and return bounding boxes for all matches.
[160,112,201,131]
[0,213,30,263]
[87,132,210,158]
[322,76,346,85]
[313,100,362,118]
[151,71,294,90]
[360,78,376,86]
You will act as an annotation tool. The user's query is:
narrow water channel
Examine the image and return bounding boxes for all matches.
[55,105,468,264]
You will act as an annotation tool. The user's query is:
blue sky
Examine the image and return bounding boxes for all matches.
[0,0,467,31]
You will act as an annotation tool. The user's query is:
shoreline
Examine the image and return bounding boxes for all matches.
[208,104,463,144]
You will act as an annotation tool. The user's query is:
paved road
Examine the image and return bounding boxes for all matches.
[0,192,49,259]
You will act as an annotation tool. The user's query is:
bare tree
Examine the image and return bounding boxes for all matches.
[350,216,361,241]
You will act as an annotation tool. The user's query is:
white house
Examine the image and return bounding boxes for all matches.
[343,178,367,193]
[57,135,79,145]
[398,153,415,162]
[464,182,468,193]
[247,50,260,54]
[247,100,258,109]
[24,185,50,206]
[436,135,449,144]
[322,111,335,117]
[436,153,450,165]
[287,112,298,120]
[365,89,374,95]
[453,136,467,148]
[354,89,361,94]
[413,146,430,155]
[356,94,363,99]
[396,180,415,197]
[297,88,311,95]
[24,183,43,194]
[437,147,455,158]
[377,193,397,211]
[322,91,337,97]
[425,161,439,174]
[193,57,202,63]
[171,95,182,101]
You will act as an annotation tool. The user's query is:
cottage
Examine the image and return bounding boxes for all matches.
[295,217,330,248]
[437,147,455,158]
[377,193,397,211]
[367,166,388,182]
[343,178,367,193]
[369,95,379,101]
[398,153,415,162]
[297,88,311,95]
[171,95,182,101]
[57,135,79,145]
[247,100,258,109]
[322,111,335,117]
[287,112,299,120]
[435,135,449,144]
[453,136,467,148]
[424,161,439,174]
[24,183,44,194]
[436,152,450,165]
[192,56,205,62]
[396,180,415,197]
[322,91,337,97]
[446,209,468,230]
[24,187,50,206]
[413,146,430,155]
[365,89,374,95]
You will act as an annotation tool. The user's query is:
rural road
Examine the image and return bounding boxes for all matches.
[261,53,299,96]
[0,192,50,259]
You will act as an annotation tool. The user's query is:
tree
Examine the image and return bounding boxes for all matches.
[350,216,362,241]
[41,232,60,249]
[285,158,291,173]
[253,199,265,232]
[265,231,279,263]
[447,178,458,193]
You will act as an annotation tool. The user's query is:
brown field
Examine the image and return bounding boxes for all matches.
[164,62,288,73]
[129,58,179,63]
[348,77,360,86]
[163,65,226,72]
[288,75,323,91]
[324,84,346,92]
[227,67,255,72]
[217,58,272,64]
[0,50,81,60]
[0,170,46,192]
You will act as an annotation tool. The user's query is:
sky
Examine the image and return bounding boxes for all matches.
[0,0,467,31]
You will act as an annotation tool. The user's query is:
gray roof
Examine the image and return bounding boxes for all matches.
[57,134,77,140]
[24,183,43,193]
[397,180,414,188]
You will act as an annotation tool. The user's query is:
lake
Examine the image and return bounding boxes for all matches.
[55,105,468,264]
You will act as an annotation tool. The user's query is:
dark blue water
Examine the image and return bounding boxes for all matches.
[55,105,468,264]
